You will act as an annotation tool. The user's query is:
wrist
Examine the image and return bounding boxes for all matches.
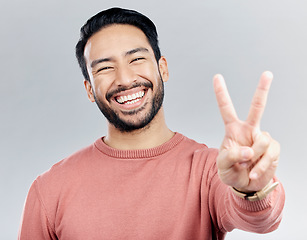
[231,180,279,201]
[235,179,274,193]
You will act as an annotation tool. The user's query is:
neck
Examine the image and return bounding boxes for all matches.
[103,108,174,150]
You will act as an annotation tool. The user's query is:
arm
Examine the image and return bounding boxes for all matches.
[208,166,285,234]
[18,181,56,240]
[211,71,285,232]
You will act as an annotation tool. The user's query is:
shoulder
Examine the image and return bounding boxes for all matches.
[35,139,102,190]
[25,140,102,227]
[174,133,219,170]
[179,134,219,157]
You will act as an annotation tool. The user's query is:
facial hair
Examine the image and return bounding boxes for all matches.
[93,76,164,132]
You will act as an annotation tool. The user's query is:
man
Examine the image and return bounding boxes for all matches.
[18,7,285,240]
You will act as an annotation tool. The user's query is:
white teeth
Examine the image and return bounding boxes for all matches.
[126,99,140,104]
[116,91,145,104]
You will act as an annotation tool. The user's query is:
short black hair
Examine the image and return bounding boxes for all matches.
[75,7,161,81]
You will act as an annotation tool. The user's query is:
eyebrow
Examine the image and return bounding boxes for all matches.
[90,57,113,68]
[125,47,149,56]
[90,47,149,68]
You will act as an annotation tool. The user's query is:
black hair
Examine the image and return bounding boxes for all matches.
[75,7,161,81]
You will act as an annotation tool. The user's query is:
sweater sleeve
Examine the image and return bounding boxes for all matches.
[18,180,57,240]
[206,148,285,235]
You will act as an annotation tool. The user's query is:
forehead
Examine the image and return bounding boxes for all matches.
[84,24,153,62]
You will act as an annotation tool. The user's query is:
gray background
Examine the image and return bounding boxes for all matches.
[1,0,306,239]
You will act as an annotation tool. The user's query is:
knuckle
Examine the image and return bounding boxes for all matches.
[257,166,266,175]
[272,158,279,168]
[266,149,278,162]
[258,132,271,148]
[274,140,281,151]
[267,140,280,159]
[252,96,265,109]
[263,133,271,145]
[266,152,275,161]
[256,161,269,175]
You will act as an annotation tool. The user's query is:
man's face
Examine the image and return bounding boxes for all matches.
[83,24,168,132]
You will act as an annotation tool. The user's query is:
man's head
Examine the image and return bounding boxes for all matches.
[75,8,169,132]
[76,7,161,81]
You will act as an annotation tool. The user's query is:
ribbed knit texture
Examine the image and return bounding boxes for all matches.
[94,132,185,159]
[18,133,285,240]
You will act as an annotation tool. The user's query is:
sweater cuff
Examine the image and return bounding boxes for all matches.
[230,178,280,212]
[231,192,272,212]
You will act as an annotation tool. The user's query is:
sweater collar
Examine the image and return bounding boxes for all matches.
[94,132,184,159]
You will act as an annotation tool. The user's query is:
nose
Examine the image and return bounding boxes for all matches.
[114,64,137,87]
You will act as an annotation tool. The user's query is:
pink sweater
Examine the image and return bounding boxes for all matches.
[18,133,285,240]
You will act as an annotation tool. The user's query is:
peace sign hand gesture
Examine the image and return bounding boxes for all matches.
[213,71,280,193]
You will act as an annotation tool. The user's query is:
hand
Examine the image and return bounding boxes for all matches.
[213,71,280,192]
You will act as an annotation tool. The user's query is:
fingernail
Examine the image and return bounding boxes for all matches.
[264,71,273,79]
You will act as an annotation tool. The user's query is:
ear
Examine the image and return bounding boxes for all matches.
[84,80,95,102]
[158,56,169,83]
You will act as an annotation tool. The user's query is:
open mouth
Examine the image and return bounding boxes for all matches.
[115,90,145,105]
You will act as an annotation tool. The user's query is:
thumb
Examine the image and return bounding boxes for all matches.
[217,146,254,170]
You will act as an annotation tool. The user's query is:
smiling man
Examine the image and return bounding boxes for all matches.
[83,24,171,146]
[18,7,285,240]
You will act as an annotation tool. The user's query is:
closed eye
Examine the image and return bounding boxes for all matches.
[96,66,113,73]
[130,57,145,63]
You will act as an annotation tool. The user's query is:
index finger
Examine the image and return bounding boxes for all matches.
[246,71,273,127]
[213,74,238,125]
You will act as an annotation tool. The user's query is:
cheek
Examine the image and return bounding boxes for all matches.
[135,64,159,81]
[92,80,109,101]
[95,87,105,99]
